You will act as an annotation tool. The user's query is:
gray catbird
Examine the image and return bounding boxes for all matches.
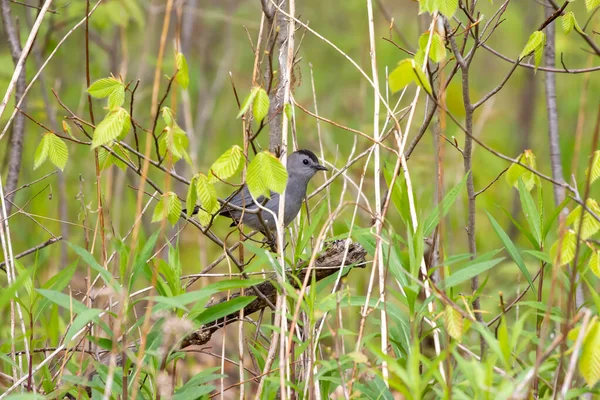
[189,149,328,233]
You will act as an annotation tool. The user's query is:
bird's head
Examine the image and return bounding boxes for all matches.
[287,149,328,183]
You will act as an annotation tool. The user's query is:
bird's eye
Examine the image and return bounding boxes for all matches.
[303,159,309,165]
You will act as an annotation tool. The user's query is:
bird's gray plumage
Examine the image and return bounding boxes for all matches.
[219,149,327,233]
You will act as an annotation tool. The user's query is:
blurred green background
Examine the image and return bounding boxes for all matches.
[1,0,599,357]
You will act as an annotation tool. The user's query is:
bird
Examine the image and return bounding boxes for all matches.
[190,149,328,234]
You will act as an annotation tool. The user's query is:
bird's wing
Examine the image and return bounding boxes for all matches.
[219,185,278,216]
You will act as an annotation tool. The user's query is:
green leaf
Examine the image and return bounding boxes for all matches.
[175,52,190,89]
[68,242,119,292]
[161,124,190,163]
[237,86,260,118]
[92,108,129,148]
[550,230,577,266]
[519,31,545,59]
[208,145,244,183]
[195,296,257,325]
[587,150,600,185]
[442,257,505,289]
[486,211,534,290]
[34,260,77,322]
[151,192,182,225]
[518,178,541,246]
[246,151,288,199]
[33,134,50,170]
[284,103,292,121]
[162,106,176,126]
[47,134,69,170]
[195,173,219,215]
[389,59,415,93]
[562,12,575,34]
[167,193,182,225]
[585,0,600,13]
[519,31,546,71]
[590,249,600,279]
[566,199,600,240]
[423,172,468,236]
[65,308,103,342]
[186,177,198,217]
[579,320,600,387]
[36,289,87,314]
[253,87,270,122]
[506,150,540,191]
[418,32,446,63]
[107,84,125,110]
[87,77,122,98]
[438,0,458,17]
[98,143,130,171]
[389,58,432,94]
[444,305,463,341]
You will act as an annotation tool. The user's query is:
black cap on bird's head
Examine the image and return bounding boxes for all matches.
[288,149,328,173]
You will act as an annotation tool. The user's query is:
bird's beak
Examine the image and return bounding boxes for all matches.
[314,164,329,171]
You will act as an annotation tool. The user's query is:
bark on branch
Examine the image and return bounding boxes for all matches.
[1,0,27,214]
[180,240,367,348]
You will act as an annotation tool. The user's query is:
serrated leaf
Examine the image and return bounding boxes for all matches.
[108,84,125,110]
[253,88,270,122]
[166,192,182,225]
[562,12,575,34]
[533,34,546,70]
[92,108,129,148]
[444,305,463,341]
[197,209,212,226]
[195,173,219,215]
[520,31,545,60]
[419,32,446,63]
[566,199,600,240]
[160,125,189,163]
[162,107,176,126]
[152,192,181,225]
[47,134,68,170]
[176,52,190,89]
[579,320,600,387]
[439,0,458,17]
[587,151,600,184]
[585,0,600,13]
[208,145,244,183]
[33,135,50,170]
[550,230,577,266]
[590,250,600,278]
[87,77,122,98]
[246,151,288,199]
[237,87,260,119]
[152,196,166,223]
[186,177,197,217]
